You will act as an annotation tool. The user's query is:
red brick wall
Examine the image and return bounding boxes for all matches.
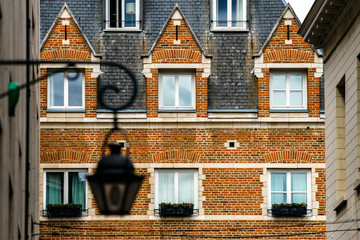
[257,18,321,118]
[40,12,97,117]
[152,18,202,64]
[39,220,326,239]
[40,128,325,164]
[41,16,91,61]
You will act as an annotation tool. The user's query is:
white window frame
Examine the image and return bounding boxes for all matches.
[43,169,88,213]
[154,169,198,210]
[159,72,196,110]
[105,0,140,30]
[270,72,307,110]
[212,0,247,30]
[47,70,85,110]
[267,169,312,210]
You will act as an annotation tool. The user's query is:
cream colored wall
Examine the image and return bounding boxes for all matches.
[324,14,360,240]
[0,0,39,239]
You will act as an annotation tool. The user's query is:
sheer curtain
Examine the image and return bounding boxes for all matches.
[70,172,86,209]
[158,172,174,204]
[46,172,64,206]
[291,173,307,204]
[271,172,286,205]
[178,172,194,203]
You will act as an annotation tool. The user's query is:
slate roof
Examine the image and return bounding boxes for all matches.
[40,0,285,111]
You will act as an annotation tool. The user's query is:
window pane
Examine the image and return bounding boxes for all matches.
[158,172,174,204]
[178,172,194,203]
[69,172,86,209]
[271,173,286,191]
[289,74,303,89]
[273,91,286,106]
[125,0,136,27]
[178,75,192,107]
[68,72,83,107]
[232,0,243,27]
[109,0,118,28]
[46,172,64,206]
[49,72,64,106]
[271,193,286,205]
[272,74,286,89]
[292,193,307,204]
[217,0,227,27]
[162,75,175,107]
[291,173,307,191]
[290,91,303,106]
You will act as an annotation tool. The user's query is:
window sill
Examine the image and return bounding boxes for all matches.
[270,109,308,113]
[158,109,196,113]
[103,28,142,33]
[211,27,249,32]
[47,109,85,113]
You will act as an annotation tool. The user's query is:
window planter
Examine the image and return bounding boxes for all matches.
[47,203,82,218]
[271,203,307,217]
[159,203,194,217]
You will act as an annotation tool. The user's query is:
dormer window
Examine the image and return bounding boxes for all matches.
[105,0,140,30]
[212,0,247,31]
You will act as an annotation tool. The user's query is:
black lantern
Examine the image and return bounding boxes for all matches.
[87,143,144,215]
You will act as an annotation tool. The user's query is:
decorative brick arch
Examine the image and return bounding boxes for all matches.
[264,50,313,62]
[41,49,91,61]
[152,49,202,63]
[152,150,200,162]
[264,151,313,162]
[40,151,91,163]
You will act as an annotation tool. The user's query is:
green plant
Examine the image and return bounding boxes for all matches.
[47,203,82,210]
[272,203,307,208]
[159,202,194,208]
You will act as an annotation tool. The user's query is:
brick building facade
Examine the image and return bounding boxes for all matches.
[39,1,326,239]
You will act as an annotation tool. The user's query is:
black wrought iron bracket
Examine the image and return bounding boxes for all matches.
[0,60,138,156]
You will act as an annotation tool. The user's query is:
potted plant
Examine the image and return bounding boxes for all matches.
[271,203,307,217]
[159,202,194,217]
[47,203,82,218]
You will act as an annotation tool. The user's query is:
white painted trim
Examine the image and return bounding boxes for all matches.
[104,0,140,30]
[143,63,211,69]
[47,70,85,110]
[255,63,323,69]
[154,169,199,209]
[211,0,247,30]
[158,72,195,110]
[270,72,307,110]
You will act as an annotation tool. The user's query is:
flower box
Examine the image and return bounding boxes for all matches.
[271,203,307,217]
[47,203,82,218]
[159,203,194,217]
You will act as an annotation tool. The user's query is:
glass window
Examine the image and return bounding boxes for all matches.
[268,170,311,209]
[155,169,198,209]
[270,72,307,109]
[48,70,84,109]
[159,73,195,110]
[106,0,139,29]
[213,0,246,29]
[44,170,87,212]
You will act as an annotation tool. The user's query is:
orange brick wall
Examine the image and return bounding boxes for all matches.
[41,16,91,61]
[39,220,326,239]
[40,13,97,117]
[152,18,202,64]
[257,18,321,118]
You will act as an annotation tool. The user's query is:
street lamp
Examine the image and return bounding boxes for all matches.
[87,143,144,215]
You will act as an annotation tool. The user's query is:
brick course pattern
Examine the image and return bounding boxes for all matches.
[39,220,326,239]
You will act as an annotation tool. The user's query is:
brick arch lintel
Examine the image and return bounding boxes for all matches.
[41,49,91,61]
[152,150,200,162]
[264,151,313,162]
[264,49,313,62]
[40,151,91,162]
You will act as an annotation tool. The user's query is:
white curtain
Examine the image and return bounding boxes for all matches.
[158,172,174,204]
[178,172,194,203]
